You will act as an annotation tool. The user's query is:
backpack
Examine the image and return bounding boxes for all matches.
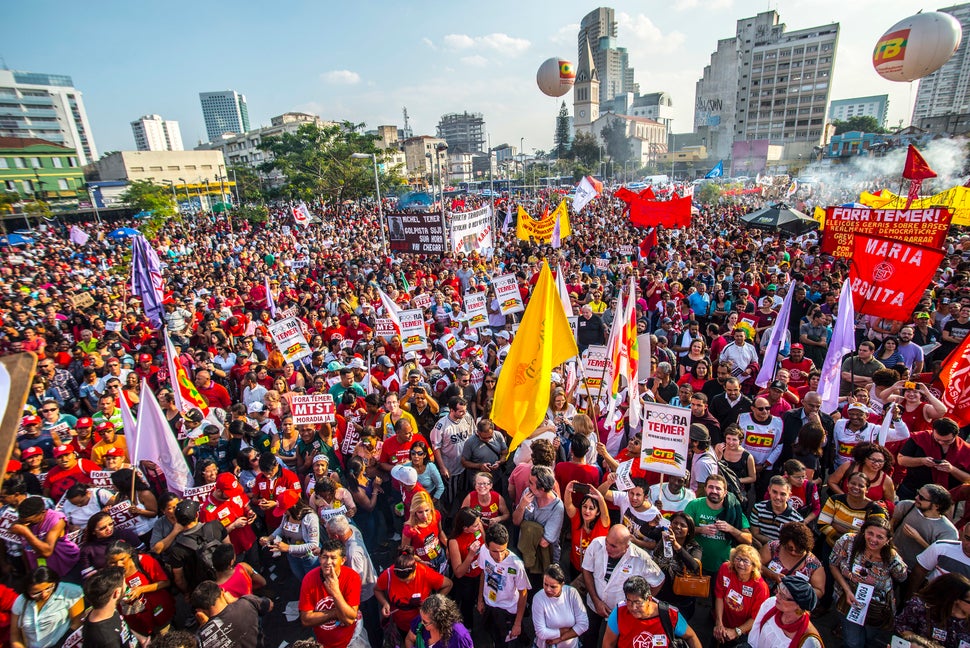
[172,523,224,589]
[716,459,747,506]
[655,600,690,648]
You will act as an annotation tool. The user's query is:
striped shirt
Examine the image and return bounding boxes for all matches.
[749,500,803,542]
[916,539,970,580]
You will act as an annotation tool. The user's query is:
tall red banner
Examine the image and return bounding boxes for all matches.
[616,190,692,229]
[848,233,944,322]
[821,206,952,257]
[939,335,970,427]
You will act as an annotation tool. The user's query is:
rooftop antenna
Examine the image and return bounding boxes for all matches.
[402,107,413,139]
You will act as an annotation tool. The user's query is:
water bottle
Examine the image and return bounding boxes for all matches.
[663,533,673,558]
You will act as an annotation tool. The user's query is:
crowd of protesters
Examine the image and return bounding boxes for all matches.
[1,179,970,648]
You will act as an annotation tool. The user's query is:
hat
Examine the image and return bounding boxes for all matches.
[312,454,329,466]
[377,356,393,368]
[769,380,785,391]
[780,575,818,612]
[496,331,510,340]
[847,402,868,413]
[790,343,804,350]
[247,402,265,414]
[5,459,21,472]
[104,447,125,458]
[915,312,931,319]
[766,284,777,290]
[326,361,342,372]
[184,408,205,423]
[174,499,200,523]
[349,357,365,369]
[479,328,493,336]
[138,353,152,363]
[20,446,43,459]
[22,415,41,426]
[110,342,124,351]
[661,317,673,324]
[404,351,417,361]
[215,472,243,495]
[53,444,75,458]
[96,421,115,433]
[273,489,301,516]
[390,464,418,486]
[689,424,710,442]
[655,332,668,341]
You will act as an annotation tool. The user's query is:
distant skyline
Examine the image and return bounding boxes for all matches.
[2,0,945,157]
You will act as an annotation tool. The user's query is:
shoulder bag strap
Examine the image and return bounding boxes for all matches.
[891,501,918,532]
[655,600,676,643]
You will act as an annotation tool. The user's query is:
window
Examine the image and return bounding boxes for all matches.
[58,179,69,190]
[4,180,15,191]
[52,157,63,168]
[14,157,25,168]
[68,157,77,167]
[130,166,145,172]
[22,180,32,192]
[0,158,7,169]
[30,157,41,168]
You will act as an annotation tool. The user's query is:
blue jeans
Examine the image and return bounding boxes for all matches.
[287,553,318,581]
[842,619,887,648]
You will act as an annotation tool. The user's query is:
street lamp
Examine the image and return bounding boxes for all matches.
[177,178,191,206]
[434,143,448,244]
[350,152,388,257]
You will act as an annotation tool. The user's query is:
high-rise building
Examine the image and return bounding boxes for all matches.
[131,114,184,151]
[694,11,839,162]
[912,3,970,123]
[0,70,98,165]
[199,90,250,142]
[436,112,486,154]
[573,35,601,134]
[829,96,889,127]
[578,7,639,105]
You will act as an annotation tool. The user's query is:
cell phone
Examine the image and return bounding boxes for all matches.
[194,435,209,445]
[934,459,945,464]
[904,381,917,390]
[574,483,590,495]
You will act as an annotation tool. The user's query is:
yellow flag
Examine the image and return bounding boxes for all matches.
[859,187,970,226]
[812,206,826,231]
[492,261,579,452]
[516,202,572,242]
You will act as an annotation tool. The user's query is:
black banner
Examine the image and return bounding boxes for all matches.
[387,212,446,254]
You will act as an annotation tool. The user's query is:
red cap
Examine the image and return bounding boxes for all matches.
[790,343,804,350]
[53,444,75,458]
[6,459,22,472]
[76,417,94,429]
[104,447,125,458]
[95,421,115,433]
[273,489,301,516]
[21,446,43,459]
[138,353,153,363]
[215,472,243,495]
[22,415,41,426]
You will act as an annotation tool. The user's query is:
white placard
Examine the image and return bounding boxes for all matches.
[183,482,216,503]
[376,318,397,339]
[290,394,336,424]
[399,309,428,352]
[492,273,523,315]
[615,459,636,491]
[268,317,312,363]
[846,582,875,626]
[464,291,489,329]
[594,258,610,270]
[639,401,690,478]
[412,293,433,310]
[105,321,122,332]
[450,205,493,254]
[581,345,610,393]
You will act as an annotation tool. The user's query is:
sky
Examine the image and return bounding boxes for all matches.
[2,0,947,156]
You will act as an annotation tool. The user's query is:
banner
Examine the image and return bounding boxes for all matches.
[399,309,428,351]
[859,186,970,226]
[387,212,446,254]
[290,394,336,424]
[182,482,216,504]
[412,292,433,310]
[639,401,690,478]
[450,205,493,254]
[581,345,609,392]
[848,233,945,321]
[939,334,970,427]
[617,190,692,229]
[618,245,634,256]
[268,317,313,363]
[492,273,524,315]
[464,291,489,329]
[376,318,396,339]
[821,206,952,258]
[106,500,141,531]
[516,202,571,243]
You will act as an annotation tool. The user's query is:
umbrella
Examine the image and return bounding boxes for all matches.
[740,203,819,236]
[211,202,232,213]
[0,234,34,246]
[108,227,140,239]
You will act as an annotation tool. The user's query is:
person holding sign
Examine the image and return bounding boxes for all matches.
[598,474,662,552]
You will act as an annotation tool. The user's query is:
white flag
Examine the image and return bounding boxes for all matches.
[555,264,573,318]
[755,286,795,388]
[818,281,856,414]
[264,276,277,318]
[118,390,137,439]
[134,381,193,496]
[572,176,600,213]
[378,287,402,335]
[292,201,313,227]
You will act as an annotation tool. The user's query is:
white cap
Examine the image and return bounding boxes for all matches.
[390,464,418,486]
[247,402,265,414]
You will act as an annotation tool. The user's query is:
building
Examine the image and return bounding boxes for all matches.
[0,137,86,206]
[131,114,184,151]
[590,113,667,166]
[694,11,839,165]
[913,4,970,124]
[86,150,226,185]
[0,70,97,165]
[401,136,448,184]
[602,91,675,130]
[578,7,639,105]
[574,35,601,134]
[828,95,889,126]
[825,131,889,159]
[196,112,333,168]
[367,124,408,173]
[436,112,485,154]
[199,90,250,142]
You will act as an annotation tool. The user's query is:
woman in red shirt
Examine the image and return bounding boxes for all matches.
[104,540,176,637]
[447,508,484,624]
[563,481,610,578]
[402,491,448,573]
[459,472,510,529]
[374,548,452,636]
[714,544,770,646]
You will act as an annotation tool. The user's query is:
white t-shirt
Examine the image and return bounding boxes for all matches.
[748,598,823,648]
[61,488,114,528]
[611,491,658,544]
[647,483,696,517]
[916,539,970,581]
[477,548,531,615]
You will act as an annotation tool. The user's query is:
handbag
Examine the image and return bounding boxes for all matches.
[835,588,894,629]
[672,566,711,598]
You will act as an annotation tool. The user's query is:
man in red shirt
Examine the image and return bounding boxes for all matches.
[133,353,160,390]
[780,343,815,392]
[299,539,363,648]
[194,369,231,411]
[554,435,600,505]
[252,453,301,531]
[200,473,260,566]
[44,444,100,500]
[378,419,431,472]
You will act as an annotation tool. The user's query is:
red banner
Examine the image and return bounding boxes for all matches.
[821,206,952,257]
[939,334,970,427]
[848,233,944,321]
[616,190,692,229]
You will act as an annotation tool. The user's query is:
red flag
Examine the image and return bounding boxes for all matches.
[616,191,692,229]
[848,233,945,321]
[939,334,970,427]
[638,186,656,200]
[638,228,657,258]
[902,145,937,181]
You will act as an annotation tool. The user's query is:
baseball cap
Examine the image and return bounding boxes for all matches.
[390,464,418,486]
[404,351,417,361]
[689,424,710,442]
[22,415,41,426]
[104,447,125,458]
[247,402,265,414]
[273,489,301,516]
[847,402,868,413]
[76,417,94,429]
[496,331,510,340]
[5,459,21,473]
[53,444,75,458]
[110,342,124,351]
[184,408,205,423]
[174,499,201,523]
[377,356,393,368]
[215,472,243,495]
[408,369,421,378]
[790,343,804,350]
[138,353,153,363]
[312,454,329,466]
[915,312,931,319]
[766,284,777,291]
[769,380,785,391]
[326,361,342,372]
[20,446,43,459]
[349,358,365,369]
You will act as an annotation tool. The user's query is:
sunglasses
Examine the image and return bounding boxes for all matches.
[753,406,770,411]
[41,408,58,413]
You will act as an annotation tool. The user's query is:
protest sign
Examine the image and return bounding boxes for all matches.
[376,318,396,339]
[639,401,690,477]
[268,317,312,363]
[290,394,336,424]
[105,321,122,332]
[387,212,447,254]
[412,292,432,310]
[581,345,609,392]
[464,291,489,329]
[71,292,95,308]
[848,233,945,321]
[821,206,952,257]
[615,459,636,490]
[89,470,118,490]
[182,482,216,504]
[594,258,610,270]
[618,245,634,257]
[106,500,141,531]
[0,508,18,542]
[399,309,428,351]
[492,273,524,315]
[451,205,493,254]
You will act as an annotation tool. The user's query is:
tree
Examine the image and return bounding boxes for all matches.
[259,121,404,204]
[228,164,264,204]
[119,180,178,238]
[554,101,570,159]
[695,182,723,205]
[600,119,633,167]
[832,116,885,134]
[571,132,600,168]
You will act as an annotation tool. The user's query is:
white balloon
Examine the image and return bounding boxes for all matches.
[873,12,963,82]
[536,57,576,98]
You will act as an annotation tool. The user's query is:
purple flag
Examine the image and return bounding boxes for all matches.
[69,225,89,245]
[502,204,512,233]
[755,285,795,388]
[131,235,165,328]
[818,281,856,414]
[551,212,562,249]
[264,275,277,318]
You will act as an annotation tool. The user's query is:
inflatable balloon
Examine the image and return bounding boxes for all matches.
[873,11,962,82]
[537,57,576,97]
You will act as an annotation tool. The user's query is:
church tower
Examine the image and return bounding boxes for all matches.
[573,34,600,133]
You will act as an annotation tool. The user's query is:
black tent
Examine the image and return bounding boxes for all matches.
[740,203,819,236]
